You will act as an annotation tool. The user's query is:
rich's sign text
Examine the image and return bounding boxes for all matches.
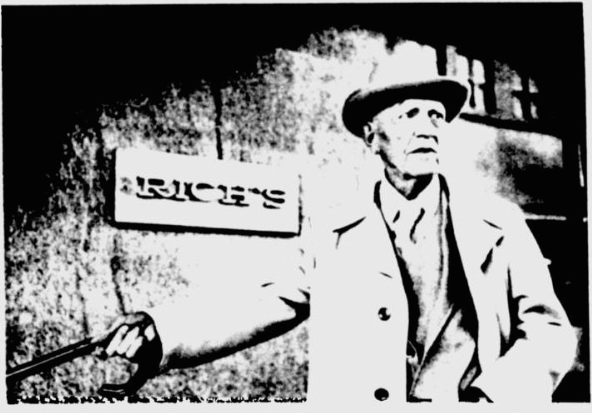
[114,149,300,234]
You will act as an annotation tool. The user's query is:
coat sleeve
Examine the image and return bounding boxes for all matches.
[147,225,313,373]
[471,205,577,402]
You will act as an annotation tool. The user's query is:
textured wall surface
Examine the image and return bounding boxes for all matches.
[5,29,565,403]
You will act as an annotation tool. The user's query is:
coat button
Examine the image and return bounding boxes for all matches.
[378,307,391,321]
[374,388,389,401]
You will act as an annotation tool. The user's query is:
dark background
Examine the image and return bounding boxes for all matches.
[2,3,586,218]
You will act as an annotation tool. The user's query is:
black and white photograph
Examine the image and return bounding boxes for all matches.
[2,1,590,409]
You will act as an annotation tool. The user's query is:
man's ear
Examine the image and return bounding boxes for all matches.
[362,124,373,142]
[363,121,379,153]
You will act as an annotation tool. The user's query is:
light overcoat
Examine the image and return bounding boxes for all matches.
[307,176,576,408]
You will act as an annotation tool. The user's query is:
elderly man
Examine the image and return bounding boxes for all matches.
[104,73,576,405]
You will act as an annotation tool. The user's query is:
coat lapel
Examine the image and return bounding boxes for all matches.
[327,183,409,403]
[446,179,505,370]
[329,182,400,281]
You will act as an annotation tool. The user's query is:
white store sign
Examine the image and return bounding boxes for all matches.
[114,149,301,235]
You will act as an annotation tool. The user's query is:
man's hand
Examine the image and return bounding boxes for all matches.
[104,312,163,369]
[95,312,164,397]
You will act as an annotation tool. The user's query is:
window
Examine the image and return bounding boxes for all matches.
[439,45,539,123]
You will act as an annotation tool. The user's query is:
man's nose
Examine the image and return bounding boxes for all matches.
[412,117,440,141]
[412,124,439,142]
[414,132,438,142]
[412,133,439,147]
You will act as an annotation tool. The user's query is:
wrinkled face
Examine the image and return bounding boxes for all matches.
[369,99,447,178]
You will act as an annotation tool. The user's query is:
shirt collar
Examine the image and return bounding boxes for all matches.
[379,172,441,225]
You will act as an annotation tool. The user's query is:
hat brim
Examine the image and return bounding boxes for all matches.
[342,78,469,137]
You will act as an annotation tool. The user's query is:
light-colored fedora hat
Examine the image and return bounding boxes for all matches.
[342,70,469,138]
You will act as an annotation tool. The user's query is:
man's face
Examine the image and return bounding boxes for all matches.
[370,99,447,178]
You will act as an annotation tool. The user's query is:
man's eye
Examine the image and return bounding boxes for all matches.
[401,108,419,119]
[429,110,444,120]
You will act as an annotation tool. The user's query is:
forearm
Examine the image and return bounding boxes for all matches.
[149,282,309,373]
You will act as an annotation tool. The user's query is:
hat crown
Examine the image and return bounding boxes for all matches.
[366,50,442,90]
[367,41,445,83]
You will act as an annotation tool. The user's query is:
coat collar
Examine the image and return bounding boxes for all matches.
[329,174,504,270]
[378,172,441,227]
[444,176,505,271]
